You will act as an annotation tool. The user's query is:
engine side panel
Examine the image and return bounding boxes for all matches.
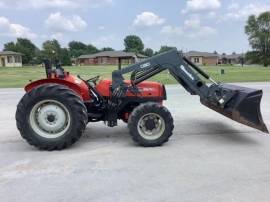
[25,74,91,101]
[95,79,165,99]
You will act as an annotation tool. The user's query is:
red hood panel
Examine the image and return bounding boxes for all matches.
[95,79,165,98]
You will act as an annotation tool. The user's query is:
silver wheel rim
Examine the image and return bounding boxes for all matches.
[29,100,71,139]
[137,113,165,140]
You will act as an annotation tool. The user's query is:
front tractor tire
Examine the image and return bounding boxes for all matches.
[128,102,174,147]
[16,84,88,151]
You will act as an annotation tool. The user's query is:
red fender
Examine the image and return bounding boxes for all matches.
[25,74,91,101]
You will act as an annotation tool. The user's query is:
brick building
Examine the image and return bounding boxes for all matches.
[185,51,219,65]
[77,51,147,66]
[218,53,244,65]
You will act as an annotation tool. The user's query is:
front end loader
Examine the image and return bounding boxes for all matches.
[15,49,268,150]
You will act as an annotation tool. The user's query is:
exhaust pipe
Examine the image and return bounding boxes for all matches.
[201,84,269,133]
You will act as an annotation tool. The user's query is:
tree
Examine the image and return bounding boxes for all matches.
[4,38,38,64]
[16,38,38,64]
[245,11,270,66]
[213,51,218,54]
[69,41,88,50]
[245,51,261,64]
[101,47,114,51]
[87,44,99,54]
[42,39,62,64]
[143,48,154,57]
[4,42,17,51]
[124,35,144,53]
[156,46,176,54]
[61,48,72,66]
[68,41,98,58]
[68,41,88,58]
[31,49,43,65]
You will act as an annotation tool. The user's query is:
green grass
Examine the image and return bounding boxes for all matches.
[0,65,269,88]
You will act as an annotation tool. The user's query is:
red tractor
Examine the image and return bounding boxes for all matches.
[16,50,268,150]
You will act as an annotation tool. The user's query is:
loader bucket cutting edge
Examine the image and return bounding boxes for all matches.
[201,84,269,134]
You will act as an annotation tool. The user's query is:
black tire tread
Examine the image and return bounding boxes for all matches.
[16,84,88,151]
[128,102,174,147]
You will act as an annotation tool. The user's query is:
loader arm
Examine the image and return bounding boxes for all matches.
[112,49,233,107]
[112,49,269,133]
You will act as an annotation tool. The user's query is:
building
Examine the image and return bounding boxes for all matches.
[185,51,219,65]
[218,53,244,65]
[0,51,23,67]
[77,51,148,66]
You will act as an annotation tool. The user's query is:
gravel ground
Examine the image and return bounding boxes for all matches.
[0,83,269,202]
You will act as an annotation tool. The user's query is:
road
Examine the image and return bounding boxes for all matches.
[0,83,270,202]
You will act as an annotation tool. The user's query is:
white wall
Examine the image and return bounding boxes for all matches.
[0,55,22,67]
[190,56,203,65]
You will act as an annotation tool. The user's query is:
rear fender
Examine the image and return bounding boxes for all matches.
[25,78,91,101]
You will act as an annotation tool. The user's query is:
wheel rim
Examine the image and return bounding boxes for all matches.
[137,113,165,140]
[29,100,71,139]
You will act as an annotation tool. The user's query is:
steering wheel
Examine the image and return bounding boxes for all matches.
[87,75,100,85]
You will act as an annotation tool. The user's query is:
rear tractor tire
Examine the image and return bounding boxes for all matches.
[128,102,174,147]
[16,84,88,151]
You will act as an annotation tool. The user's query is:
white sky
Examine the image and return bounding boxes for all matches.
[0,0,270,53]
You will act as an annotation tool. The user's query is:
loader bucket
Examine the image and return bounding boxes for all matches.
[201,84,269,133]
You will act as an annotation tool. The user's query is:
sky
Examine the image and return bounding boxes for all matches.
[0,0,270,53]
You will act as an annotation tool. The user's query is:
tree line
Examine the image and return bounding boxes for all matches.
[3,11,270,66]
[3,36,176,66]
[245,11,270,67]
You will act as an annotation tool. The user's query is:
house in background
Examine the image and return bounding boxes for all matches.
[0,51,22,67]
[185,51,219,65]
[77,51,148,67]
[218,53,244,65]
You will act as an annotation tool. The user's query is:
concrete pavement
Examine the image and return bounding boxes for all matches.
[0,83,270,202]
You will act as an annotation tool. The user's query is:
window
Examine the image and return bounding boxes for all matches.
[14,56,21,63]
[101,57,108,64]
[194,57,200,63]
[7,56,13,63]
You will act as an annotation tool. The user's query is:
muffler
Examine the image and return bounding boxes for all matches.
[201,84,269,133]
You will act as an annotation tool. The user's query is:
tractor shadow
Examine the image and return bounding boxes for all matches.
[81,122,131,144]
[80,119,260,147]
[174,118,261,146]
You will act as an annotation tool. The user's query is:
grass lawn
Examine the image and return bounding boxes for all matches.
[0,64,269,88]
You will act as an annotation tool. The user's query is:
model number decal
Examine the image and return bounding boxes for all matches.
[140,62,151,69]
[180,65,194,80]
[138,87,155,92]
